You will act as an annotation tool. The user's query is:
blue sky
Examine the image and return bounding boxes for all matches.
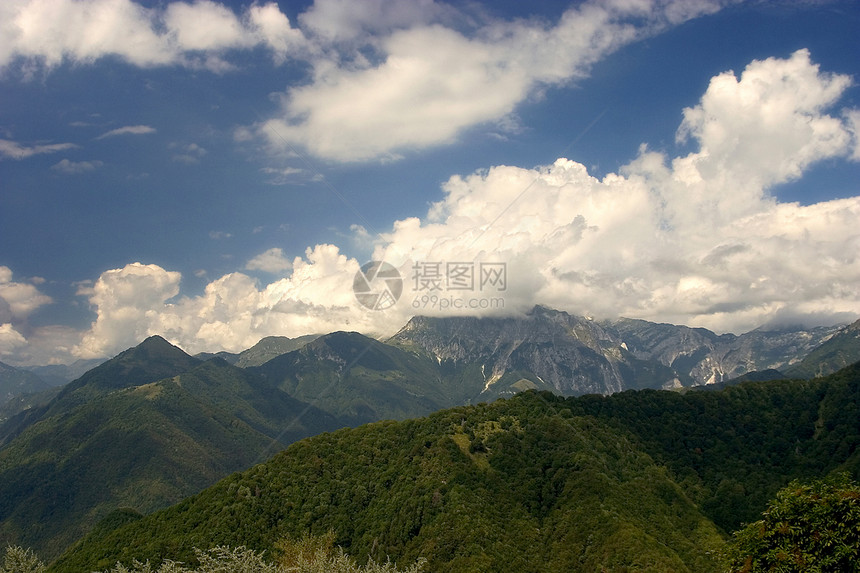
[1,0,859,365]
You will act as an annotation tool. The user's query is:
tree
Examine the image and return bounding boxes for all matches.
[100,544,424,573]
[728,473,860,572]
[0,546,45,573]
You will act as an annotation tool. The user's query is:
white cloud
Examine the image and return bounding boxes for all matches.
[0,0,303,72]
[164,0,250,52]
[171,142,207,164]
[0,138,77,160]
[51,158,104,173]
[0,266,52,321]
[260,0,729,162]
[74,262,182,358]
[298,0,451,42]
[676,49,853,191]
[846,108,860,161]
[96,125,156,139]
[364,50,860,334]
[1,0,732,164]
[42,50,858,361]
[259,166,304,184]
[1,324,81,366]
[0,323,28,358]
[71,246,391,358]
[247,2,305,64]
[245,248,294,274]
[0,0,173,69]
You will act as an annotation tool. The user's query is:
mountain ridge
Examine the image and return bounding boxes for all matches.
[49,361,860,573]
[388,307,847,395]
[0,337,345,560]
[0,308,856,562]
[0,361,49,408]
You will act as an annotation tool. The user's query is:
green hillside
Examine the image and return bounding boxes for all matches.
[52,362,860,573]
[234,334,320,368]
[0,336,202,450]
[252,332,458,425]
[564,373,853,532]
[52,392,725,573]
[0,339,343,560]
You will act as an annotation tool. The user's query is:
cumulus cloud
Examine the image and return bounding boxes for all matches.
[367,49,860,333]
[1,0,730,163]
[0,0,304,72]
[72,246,391,358]
[245,248,294,274]
[0,266,52,322]
[0,323,28,358]
[260,0,728,161]
[74,262,182,358]
[51,158,103,173]
[3,33,858,363]
[676,49,852,191]
[96,125,156,139]
[37,49,855,361]
[163,0,251,52]
[0,267,57,363]
[0,138,77,160]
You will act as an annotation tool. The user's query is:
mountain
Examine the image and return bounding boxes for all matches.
[55,335,202,401]
[388,307,847,396]
[0,337,342,560]
[234,334,320,368]
[23,359,104,388]
[0,336,203,448]
[0,385,62,427]
[52,391,727,573]
[1,310,857,565]
[0,361,49,407]
[50,362,860,573]
[192,349,240,363]
[612,318,842,384]
[783,318,860,379]
[388,307,679,398]
[251,331,452,425]
[193,335,320,367]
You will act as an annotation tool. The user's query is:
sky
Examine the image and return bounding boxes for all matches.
[1,0,859,366]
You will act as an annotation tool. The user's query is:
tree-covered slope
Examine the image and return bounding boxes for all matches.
[0,336,201,449]
[53,392,726,573]
[251,332,455,425]
[234,334,320,368]
[52,361,860,573]
[559,362,860,533]
[0,342,343,561]
[53,335,203,407]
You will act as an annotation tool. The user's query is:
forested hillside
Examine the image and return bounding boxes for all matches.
[0,337,342,560]
[53,393,726,573]
[52,362,860,573]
